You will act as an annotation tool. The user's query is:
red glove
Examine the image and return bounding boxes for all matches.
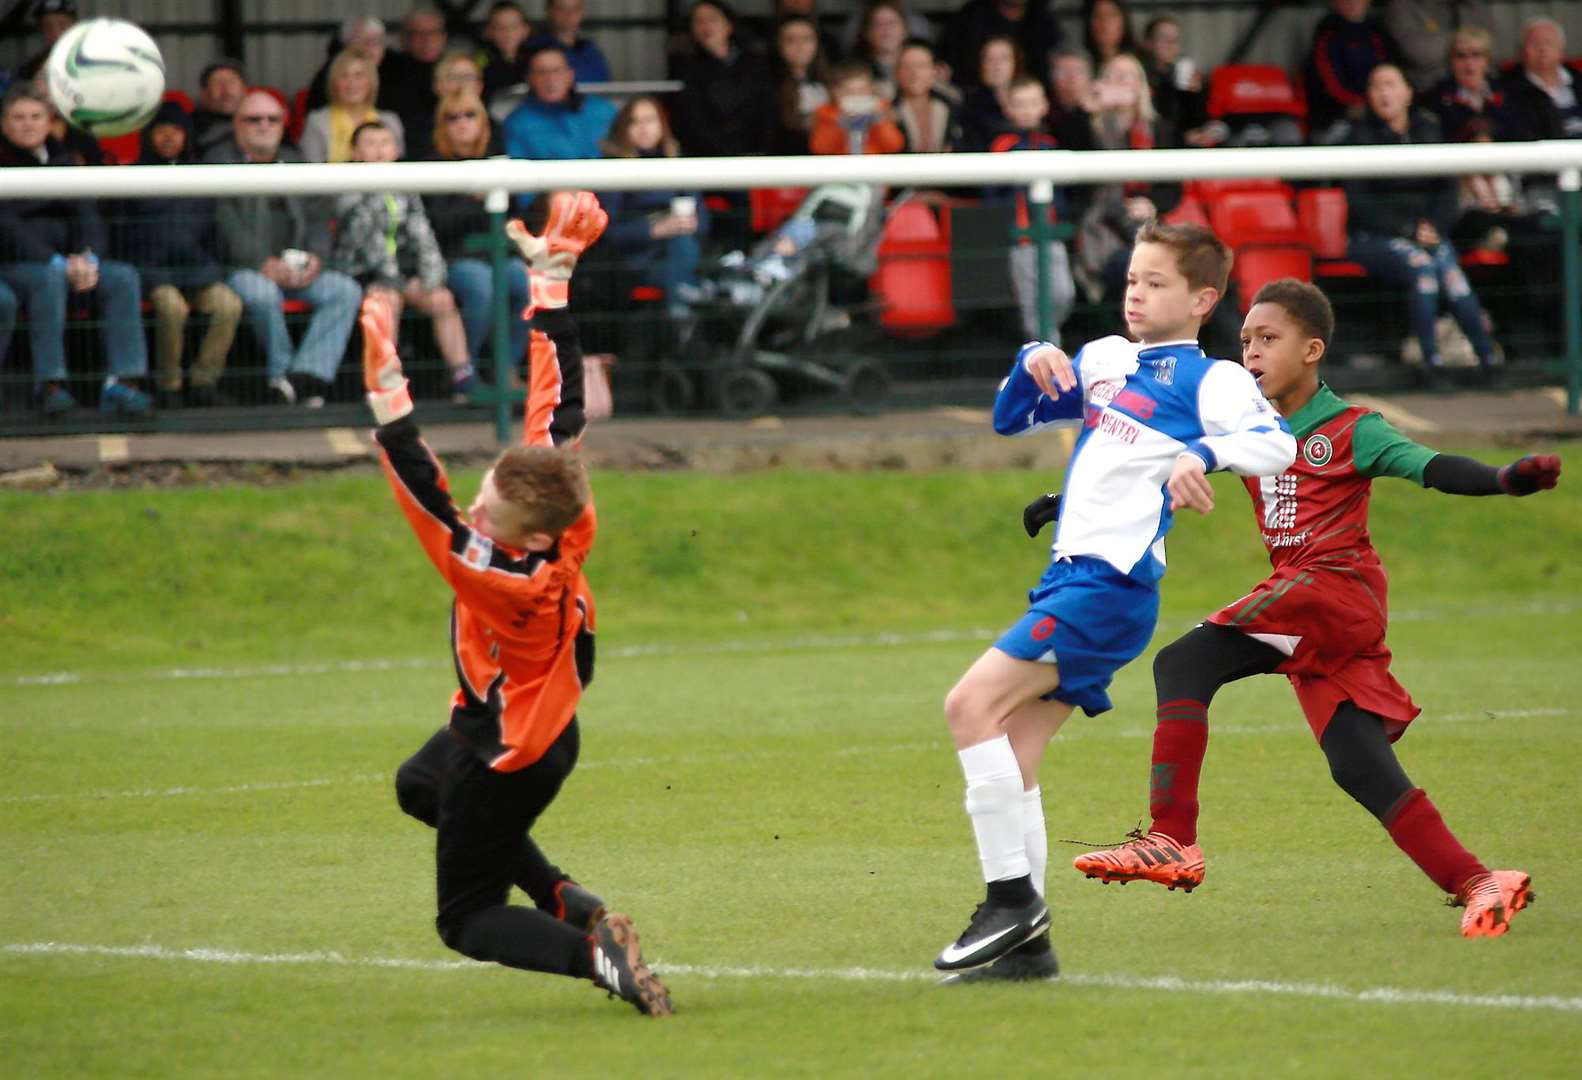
[506,190,609,314]
[1498,454,1562,496]
[360,292,412,425]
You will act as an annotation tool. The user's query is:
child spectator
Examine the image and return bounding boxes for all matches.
[301,48,406,162]
[769,15,832,155]
[810,59,905,155]
[893,38,961,153]
[1305,0,1400,143]
[191,58,247,155]
[119,102,243,409]
[333,121,477,402]
[525,0,612,86]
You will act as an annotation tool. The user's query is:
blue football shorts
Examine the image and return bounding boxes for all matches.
[994,555,1160,717]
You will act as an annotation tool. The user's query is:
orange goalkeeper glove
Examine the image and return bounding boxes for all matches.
[360,292,412,425]
[506,190,609,315]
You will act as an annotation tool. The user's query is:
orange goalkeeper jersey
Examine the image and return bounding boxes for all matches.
[374,307,594,772]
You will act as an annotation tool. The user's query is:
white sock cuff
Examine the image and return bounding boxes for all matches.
[957,734,1020,783]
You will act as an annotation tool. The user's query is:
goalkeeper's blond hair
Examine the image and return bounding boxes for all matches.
[491,444,588,538]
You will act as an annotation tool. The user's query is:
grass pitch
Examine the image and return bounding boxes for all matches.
[3,450,1580,1077]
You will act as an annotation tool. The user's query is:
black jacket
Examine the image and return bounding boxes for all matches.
[113,102,226,289]
[0,133,106,262]
[669,44,777,157]
[1343,109,1459,237]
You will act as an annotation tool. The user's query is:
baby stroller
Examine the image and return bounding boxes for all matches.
[660,183,895,418]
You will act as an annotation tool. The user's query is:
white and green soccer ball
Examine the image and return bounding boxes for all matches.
[45,17,166,138]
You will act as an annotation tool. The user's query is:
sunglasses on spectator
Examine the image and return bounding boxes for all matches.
[443,111,481,122]
[240,114,284,124]
[1451,50,1489,59]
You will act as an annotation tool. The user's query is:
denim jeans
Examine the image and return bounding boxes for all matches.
[227,267,361,382]
[1009,241,1076,346]
[0,259,148,382]
[0,279,15,367]
[624,234,702,312]
[447,258,530,368]
[1347,233,1496,367]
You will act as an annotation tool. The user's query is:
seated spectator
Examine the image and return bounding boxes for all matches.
[305,16,389,112]
[1075,53,1182,301]
[669,1,778,158]
[16,0,76,84]
[1141,15,1213,146]
[811,59,905,155]
[599,96,709,317]
[525,0,612,86]
[958,34,1022,152]
[752,0,842,64]
[406,50,486,160]
[1305,0,1400,144]
[424,91,531,385]
[769,15,832,155]
[839,1,932,57]
[477,1,534,104]
[301,48,406,162]
[29,69,101,165]
[1495,18,1582,141]
[1384,0,1491,92]
[851,2,910,100]
[0,84,151,418]
[191,58,247,155]
[893,38,961,153]
[1344,64,1502,386]
[945,0,1063,94]
[1047,46,1098,150]
[1083,0,1140,72]
[987,75,1075,344]
[381,6,451,138]
[1425,26,1514,142]
[204,90,362,407]
[334,121,475,400]
[118,102,243,409]
[501,43,617,167]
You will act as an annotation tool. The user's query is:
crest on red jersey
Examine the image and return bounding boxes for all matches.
[1302,434,1334,467]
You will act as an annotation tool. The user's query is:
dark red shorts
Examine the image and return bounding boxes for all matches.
[1207,565,1419,742]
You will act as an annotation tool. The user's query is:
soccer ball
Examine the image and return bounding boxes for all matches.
[45,18,166,138]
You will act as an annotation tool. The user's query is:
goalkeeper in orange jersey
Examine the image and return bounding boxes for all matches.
[368,191,672,1015]
[1055,279,1561,938]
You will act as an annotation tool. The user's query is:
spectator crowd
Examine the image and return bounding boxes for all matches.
[1,0,1578,416]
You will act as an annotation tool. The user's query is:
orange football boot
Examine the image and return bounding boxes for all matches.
[1456,870,1534,938]
[1072,830,1205,892]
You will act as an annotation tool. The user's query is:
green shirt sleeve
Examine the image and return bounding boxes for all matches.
[1352,411,1438,484]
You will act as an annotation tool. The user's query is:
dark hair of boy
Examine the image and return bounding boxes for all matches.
[1250,278,1335,351]
[1135,220,1233,295]
[1006,73,1046,96]
[350,119,388,147]
[830,57,875,85]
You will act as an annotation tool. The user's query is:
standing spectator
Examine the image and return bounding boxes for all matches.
[1082,0,1140,71]
[945,1,1063,94]
[1495,18,1582,142]
[191,59,247,155]
[334,121,476,401]
[1075,53,1181,301]
[0,84,151,418]
[305,16,390,112]
[501,44,617,164]
[987,75,1075,344]
[958,34,1022,152]
[205,90,362,406]
[1141,15,1212,145]
[378,5,450,141]
[526,0,612,86]
[16,0,76,83]
[1384,0,1491,92]
[119,102,243,409]
[425,91,531,385]
[599,96,709,317]
[851,2,910,100]
[1345,64,1502,387]
[301,49,406,163]
[893,38,961,153]
[810,58,905,155]
[669,1,778,158]
[1305,0,1399,143]
[769,15,832,155]
[1425,26,1514,142]
[406,50,486,161]
[1047,46,1098,150]
[478,2,534,104]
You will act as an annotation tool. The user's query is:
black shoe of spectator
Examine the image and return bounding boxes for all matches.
[186,384,233,408]
[37,382,77,418]
[156,388,186,411]
[291,373,332,409]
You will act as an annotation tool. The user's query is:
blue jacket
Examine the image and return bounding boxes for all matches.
[502,93,618,163]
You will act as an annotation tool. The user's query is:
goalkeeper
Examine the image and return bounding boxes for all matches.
[367,191,671,1016]
[1063,279,1562,938]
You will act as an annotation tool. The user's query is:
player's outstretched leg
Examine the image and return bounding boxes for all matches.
[549,878,607,932]
[1455,870,1535,938]
[589,913,674,1017]
[1072,829,1205,892]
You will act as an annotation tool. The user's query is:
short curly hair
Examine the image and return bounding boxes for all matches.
[490,443,589,537]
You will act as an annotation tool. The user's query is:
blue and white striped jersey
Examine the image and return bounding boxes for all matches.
[993,335,1296,585]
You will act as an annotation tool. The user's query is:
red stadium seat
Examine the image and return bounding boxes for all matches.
[870,202,954,335]
[1161,194,1210,228]
[1230,247,1314,312]
[1297,187,1368,278]
[629,285,665,302]
[1187,177,1293,206]
[290,88,309,143]
[1207,64,1306,121]
[97,131,141,165]
[1211,191,1305,248]
[750,187,808,234]
[162,88,193,113]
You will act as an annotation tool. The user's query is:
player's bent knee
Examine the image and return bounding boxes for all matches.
[393,767,439,826]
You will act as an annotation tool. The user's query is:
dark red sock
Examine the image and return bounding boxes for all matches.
[1383,788,1488,896]
[1148,700,1209,845]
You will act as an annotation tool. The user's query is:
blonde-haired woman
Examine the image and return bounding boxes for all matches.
[300,48,406,162]
[407,50,486,159]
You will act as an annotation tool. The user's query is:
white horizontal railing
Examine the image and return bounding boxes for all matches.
[1,141,1580,199]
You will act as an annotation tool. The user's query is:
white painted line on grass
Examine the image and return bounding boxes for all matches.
[6,941,1579,1014]
[0,775,384,805]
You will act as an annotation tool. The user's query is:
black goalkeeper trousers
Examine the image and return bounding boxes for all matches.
[395,723,590,975]
[1156,624,1414,822]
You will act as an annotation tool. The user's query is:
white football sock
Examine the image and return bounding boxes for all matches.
[958,735,1030,884]
[1023,786,1048,897]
